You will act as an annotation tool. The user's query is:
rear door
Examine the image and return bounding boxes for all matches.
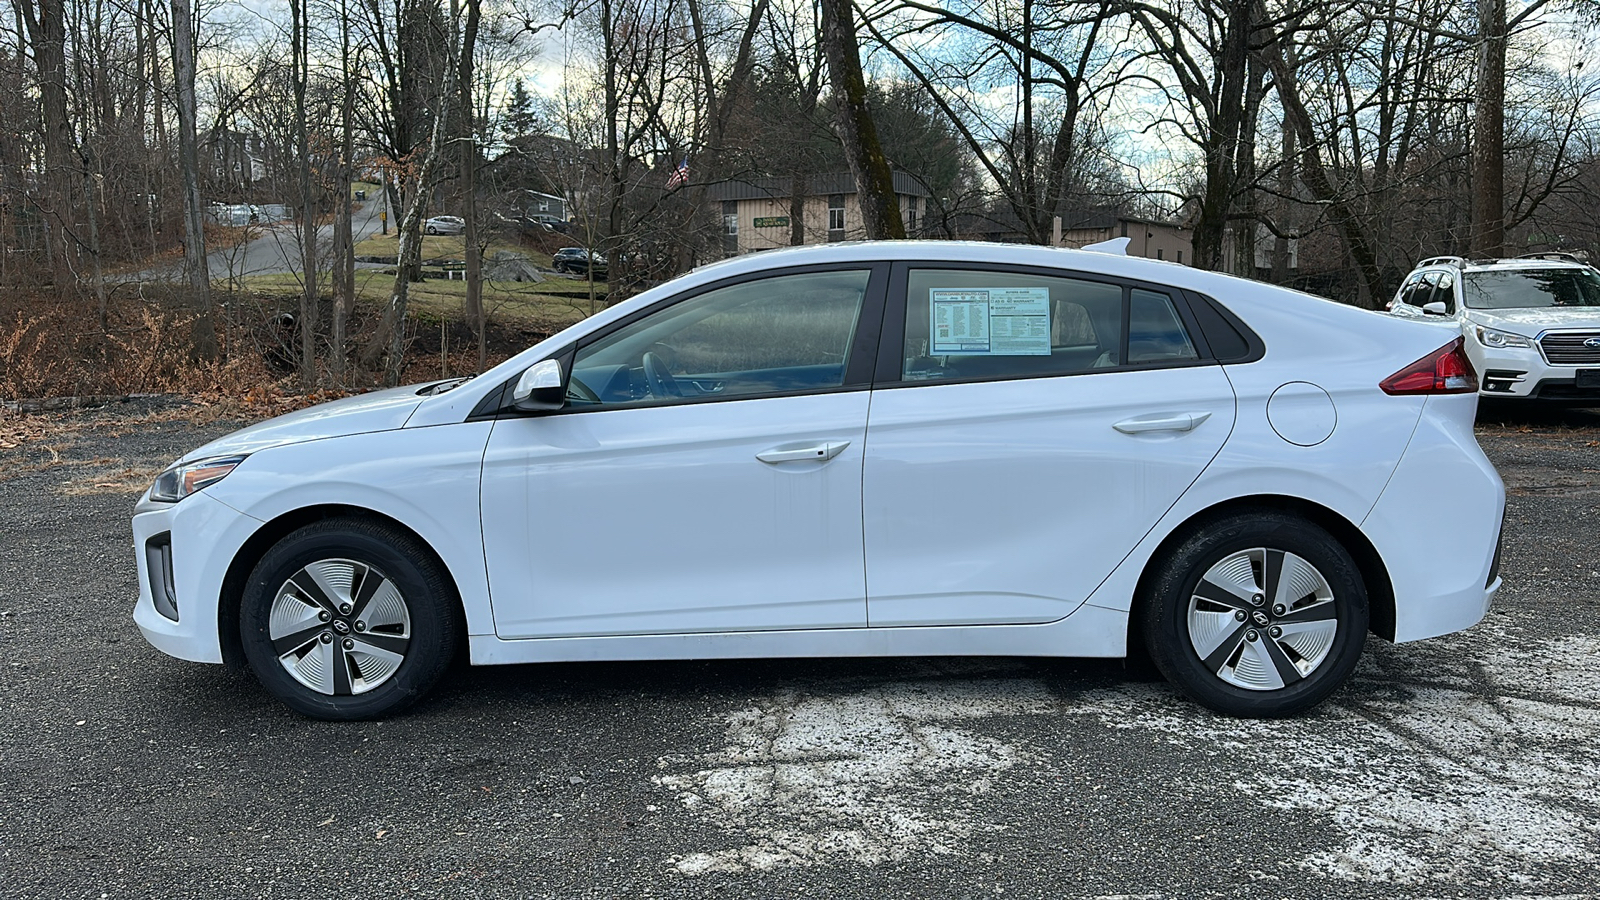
[863,264,1237,627]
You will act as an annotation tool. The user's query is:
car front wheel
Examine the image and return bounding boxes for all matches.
[239,518,461,720]
[1141,511,1368,717]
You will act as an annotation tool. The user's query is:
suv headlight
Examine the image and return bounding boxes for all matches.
[1473,325,1533,349]
[149,455,248,503]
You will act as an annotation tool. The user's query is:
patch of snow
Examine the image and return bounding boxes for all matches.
[655,679,1054,873]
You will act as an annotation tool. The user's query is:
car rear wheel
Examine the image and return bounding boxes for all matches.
[1141,511,1367,717]
[240,518,461,720]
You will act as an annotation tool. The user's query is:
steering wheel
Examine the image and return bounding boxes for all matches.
[641,351,682,399]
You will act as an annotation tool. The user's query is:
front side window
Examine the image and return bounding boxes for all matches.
[901,269,1128,382]
[1433,272,1456,313]
[570,270,870,407]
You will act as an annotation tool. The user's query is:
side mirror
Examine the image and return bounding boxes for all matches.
[1422,301,1450,316]
[510,358,566,412]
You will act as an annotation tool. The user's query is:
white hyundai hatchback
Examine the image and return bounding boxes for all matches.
[132,241,1504,720]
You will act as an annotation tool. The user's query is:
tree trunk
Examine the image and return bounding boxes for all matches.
[292,0,318,387]
[1470,0,1507,257]
[170,0,215,358]
[790,171,807,246]
[1190,0,1253,271]
[332,0,357,386]
[365,17,457,385]
[1271,124,1295,284]
[819,0,905,240]
[457,0,484,370]
[19,0,77,288]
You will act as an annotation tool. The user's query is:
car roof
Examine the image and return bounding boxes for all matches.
[1410,256,1594,274]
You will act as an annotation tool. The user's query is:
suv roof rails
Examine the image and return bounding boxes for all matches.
[1418,255,1465,268]
[1515,251,1588,264]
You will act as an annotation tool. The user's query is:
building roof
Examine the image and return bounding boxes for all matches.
[955,206,1187,239]
[707,171,931,202]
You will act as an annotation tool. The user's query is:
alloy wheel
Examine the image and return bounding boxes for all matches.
[1185,548,1338,691]
[267,558,411,695]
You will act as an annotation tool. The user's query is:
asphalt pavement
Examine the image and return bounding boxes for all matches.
[2,399,1598,899]
[129,197,388,284]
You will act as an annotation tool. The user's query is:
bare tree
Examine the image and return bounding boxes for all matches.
[171,0,215,358]
[292,0,319,386]
[859,0,1122,244]
[455,0,484,370]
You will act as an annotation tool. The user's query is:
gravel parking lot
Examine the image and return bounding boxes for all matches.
[2,399,1597,899]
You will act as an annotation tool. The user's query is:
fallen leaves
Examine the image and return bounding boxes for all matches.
[0,413,80,450]
[55,465,163,496]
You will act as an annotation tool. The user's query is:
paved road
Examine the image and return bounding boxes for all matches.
[132,197,388,283]
[1,400,1598,899]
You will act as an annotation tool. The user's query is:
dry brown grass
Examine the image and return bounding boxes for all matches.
[0,415,79,450]
[0,280,567,432]
[55,464,165,496]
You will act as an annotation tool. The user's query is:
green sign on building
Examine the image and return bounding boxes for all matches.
[753,216,790,228]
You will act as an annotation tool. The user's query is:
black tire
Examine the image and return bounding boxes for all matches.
[1141,511,1367,717]
[425,226,437,235]
[240,517,461,720]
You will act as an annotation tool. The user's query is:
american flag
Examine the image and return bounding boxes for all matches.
[665,158,689,190]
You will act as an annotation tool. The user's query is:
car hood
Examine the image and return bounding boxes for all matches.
[176,384,428,463]
[1466,307,1600,334]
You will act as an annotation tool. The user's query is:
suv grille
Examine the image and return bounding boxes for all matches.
[1539,331,1600,365]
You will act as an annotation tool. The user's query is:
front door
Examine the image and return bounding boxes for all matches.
[482,267,883,639]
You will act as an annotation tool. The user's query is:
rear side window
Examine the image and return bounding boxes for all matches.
[1129,289,1199,363]
[899,269,1200,383]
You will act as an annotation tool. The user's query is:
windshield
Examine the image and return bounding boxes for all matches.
[1463,268,1600,309]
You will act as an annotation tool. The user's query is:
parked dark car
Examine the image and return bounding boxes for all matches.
[553,247,608,278]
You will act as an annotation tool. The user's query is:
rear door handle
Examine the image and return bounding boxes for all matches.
[756,441,850,463]
[1113,411,1212,434]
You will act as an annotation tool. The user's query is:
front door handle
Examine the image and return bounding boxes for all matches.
[756,441,850,464]
[1113,411,1212,434]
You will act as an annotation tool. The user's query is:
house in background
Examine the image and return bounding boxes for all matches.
[1055,210,1193,264]
[517,189,566,224]
[954,208,1193,264]
[707,172,931,255]
[206,128,267,191]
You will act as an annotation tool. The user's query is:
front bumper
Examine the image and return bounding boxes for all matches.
[132,491,264,663]
[1469,335,1600,401]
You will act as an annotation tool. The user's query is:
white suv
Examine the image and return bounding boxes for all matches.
[1389,254,1600,403]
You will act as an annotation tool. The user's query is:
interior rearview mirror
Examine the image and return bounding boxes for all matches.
[511,358,566,412]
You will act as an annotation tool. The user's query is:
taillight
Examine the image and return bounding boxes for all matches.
[1379,337,1478,395]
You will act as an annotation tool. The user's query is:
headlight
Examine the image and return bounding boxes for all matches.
[1473,325,1533,349]
[149,455,247,503]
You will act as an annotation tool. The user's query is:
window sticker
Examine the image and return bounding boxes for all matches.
[930,287,1051,355]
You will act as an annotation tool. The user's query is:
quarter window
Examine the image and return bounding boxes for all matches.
[1128,289,1200,363]
[570,270,870,406]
